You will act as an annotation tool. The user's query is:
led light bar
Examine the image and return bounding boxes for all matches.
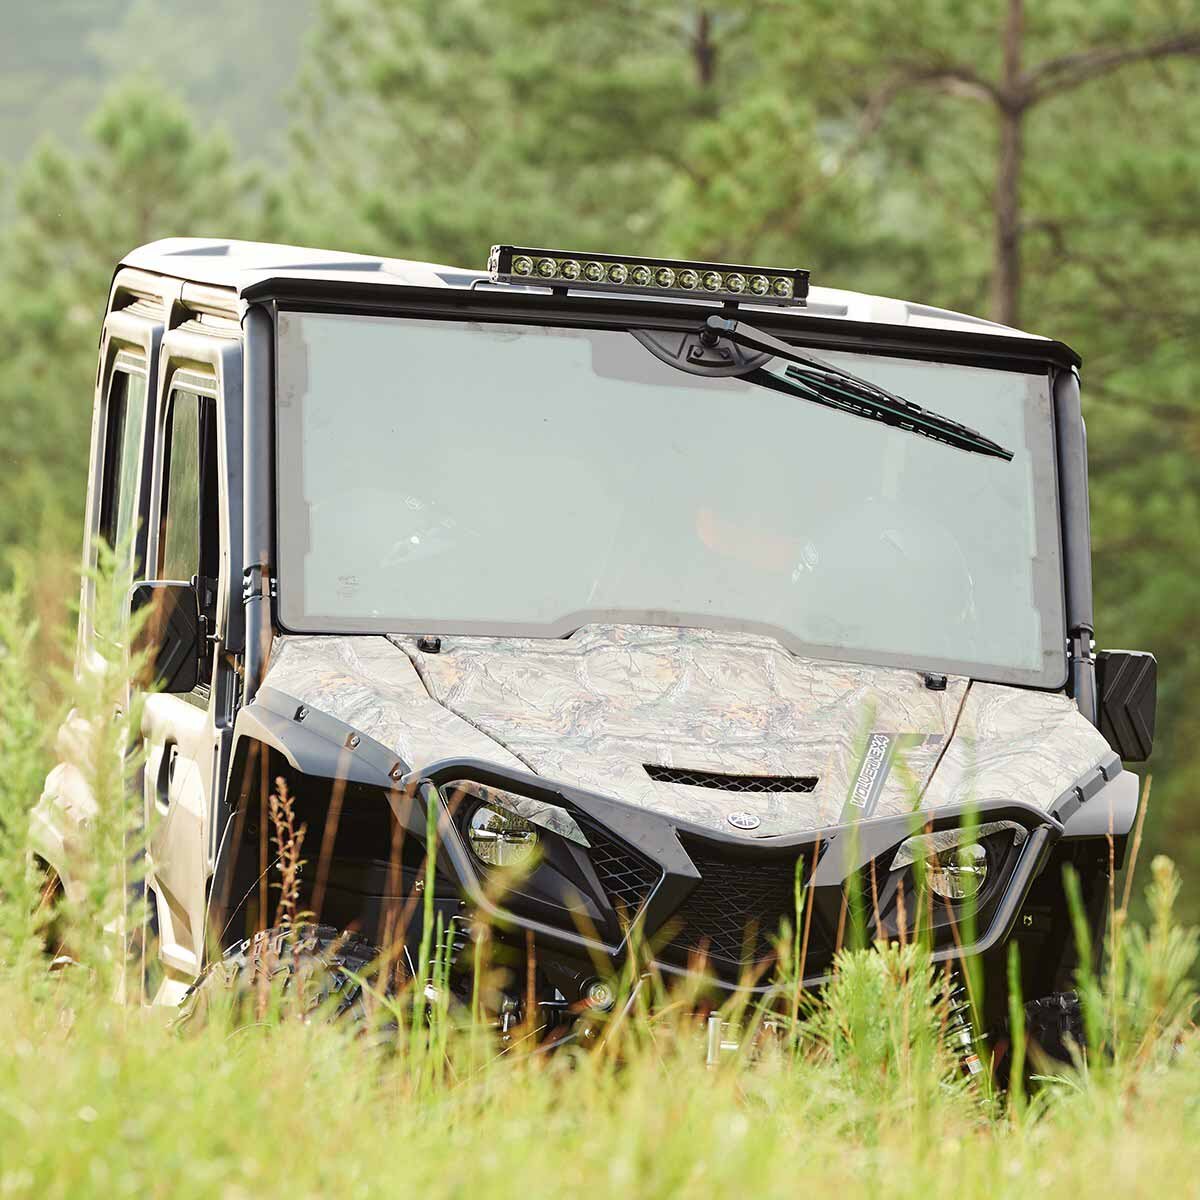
[488,245,809,307]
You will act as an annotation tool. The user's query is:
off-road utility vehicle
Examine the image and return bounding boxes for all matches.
[33,238,1157,1060]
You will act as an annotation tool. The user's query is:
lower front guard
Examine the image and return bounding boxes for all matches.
[398,757,1064,995]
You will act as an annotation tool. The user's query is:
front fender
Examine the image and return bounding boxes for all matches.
[29,758,95,902]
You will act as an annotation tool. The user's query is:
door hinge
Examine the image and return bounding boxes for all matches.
[1068,623,1095,664]
[242,563,277,603]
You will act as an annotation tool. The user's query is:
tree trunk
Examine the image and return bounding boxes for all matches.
[693,9,716,90]
[991,0,1026,327]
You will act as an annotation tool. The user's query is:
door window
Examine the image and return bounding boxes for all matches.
[158,383,220,683]
[160,390,203,582]
[97,364,148,572]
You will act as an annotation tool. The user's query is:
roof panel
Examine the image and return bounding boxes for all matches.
[119,237,1063,353]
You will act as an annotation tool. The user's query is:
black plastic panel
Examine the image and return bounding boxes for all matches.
[1096,650,1157,761]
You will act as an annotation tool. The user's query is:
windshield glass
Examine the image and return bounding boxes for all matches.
[275,312,1065,686]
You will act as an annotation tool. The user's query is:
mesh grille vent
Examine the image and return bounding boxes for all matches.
[645,765,817,794]
[577,817,662,917]
[661,842,806,969]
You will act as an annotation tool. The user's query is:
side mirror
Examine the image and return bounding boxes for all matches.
[1095,649,1156,762]
[130,580,201,694]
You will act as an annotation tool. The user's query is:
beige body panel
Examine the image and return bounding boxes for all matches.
[29,712,101,899]
[142,694,217,980]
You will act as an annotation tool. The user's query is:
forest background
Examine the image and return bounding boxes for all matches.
[2,0,1197,913]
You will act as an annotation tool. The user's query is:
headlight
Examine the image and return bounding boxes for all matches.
[891,821,1026,903]
[467,804,540,868]
[444,780,590,869]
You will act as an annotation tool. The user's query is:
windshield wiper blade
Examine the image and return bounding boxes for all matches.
[704,314,1014,462]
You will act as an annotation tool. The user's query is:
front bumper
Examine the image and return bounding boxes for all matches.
[402,757,1063,994]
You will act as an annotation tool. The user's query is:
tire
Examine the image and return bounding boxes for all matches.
[990,990,1085,1085]
[30,857,92,974]
[177,924,382,1029]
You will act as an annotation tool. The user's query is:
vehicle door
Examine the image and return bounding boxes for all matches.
[30,280,165,908]
[140,318,243,1003]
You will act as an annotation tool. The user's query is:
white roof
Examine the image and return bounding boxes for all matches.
[121,237,1047,344]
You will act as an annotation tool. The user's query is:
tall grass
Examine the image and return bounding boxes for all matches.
[0,572,51,979]
[1,571,1197,1198]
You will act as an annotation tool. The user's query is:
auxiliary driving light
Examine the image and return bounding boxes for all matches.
[488,245,810,306]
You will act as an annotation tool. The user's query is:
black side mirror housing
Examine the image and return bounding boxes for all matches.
[1095,649,1156,762]
[130,580,201,694]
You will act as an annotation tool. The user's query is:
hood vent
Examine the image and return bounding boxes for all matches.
[644,765,818,794]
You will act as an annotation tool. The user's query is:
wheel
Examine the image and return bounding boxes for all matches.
[176,924,382,1029]
[990,990,1085,1085]
[30,856,76,970]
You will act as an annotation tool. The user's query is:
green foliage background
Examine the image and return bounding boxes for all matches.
[1,0,1197,907]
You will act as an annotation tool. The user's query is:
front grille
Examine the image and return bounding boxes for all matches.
[660,841,806,970]
[644,765,818,794]
[579,818,662,917]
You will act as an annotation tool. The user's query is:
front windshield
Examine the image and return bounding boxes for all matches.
[275,312,1065,686]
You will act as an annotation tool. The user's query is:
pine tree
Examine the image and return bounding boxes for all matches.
[0,78,257,576]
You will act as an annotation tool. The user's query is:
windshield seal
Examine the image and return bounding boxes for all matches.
[270,299,1069,690]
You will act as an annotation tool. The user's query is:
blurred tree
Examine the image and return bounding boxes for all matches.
[280,0,696,260]
[88,0,314,164]
[0,1,313,171]
[759,0,1200,324]
[0,78,256,581]
[278,0,880,275]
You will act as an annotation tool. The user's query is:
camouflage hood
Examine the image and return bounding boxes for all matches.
[260,625,1113,839]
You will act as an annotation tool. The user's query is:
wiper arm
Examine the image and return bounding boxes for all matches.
[704,314,1014,462]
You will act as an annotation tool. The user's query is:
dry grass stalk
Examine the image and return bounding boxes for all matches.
[269,777,307,930]
[251,778,307,1021]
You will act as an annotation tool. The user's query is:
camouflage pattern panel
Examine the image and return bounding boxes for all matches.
[396,623,967,837]
[919,682,1114,814]
[261,635,528,774]
[260,626,1111,841]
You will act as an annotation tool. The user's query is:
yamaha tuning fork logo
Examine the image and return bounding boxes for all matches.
[726,811,761,830]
